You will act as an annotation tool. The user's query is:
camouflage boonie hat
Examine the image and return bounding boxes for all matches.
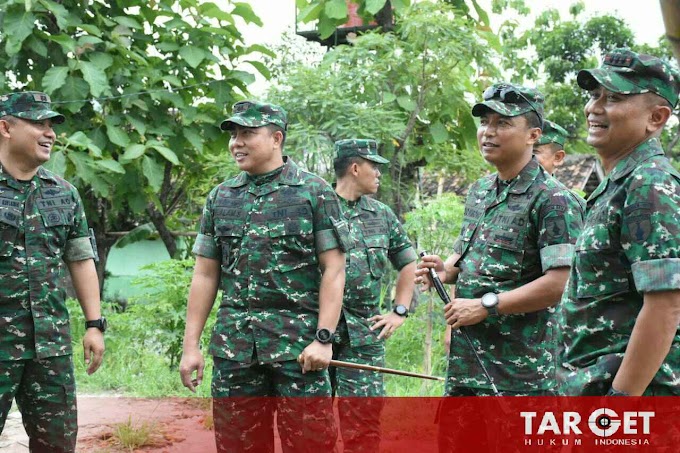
[0,91,65,124]
[334,139,389,164]
[472,82,544,125]
[220,100,288,131]
[577,48,680,108]
[535,120,568,147]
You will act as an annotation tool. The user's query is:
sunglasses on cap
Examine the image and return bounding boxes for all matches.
[482,85,543,125]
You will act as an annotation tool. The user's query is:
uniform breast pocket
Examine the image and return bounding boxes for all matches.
[0,207,21,258]
[479,233,524,280]
[574,235,630,298]
[40,207,75,256]
[268,219,316,272]
[364,235,389,279]
[215,220,244,272]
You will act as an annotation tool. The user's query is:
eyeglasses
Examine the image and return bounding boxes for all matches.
[482,85,543,125]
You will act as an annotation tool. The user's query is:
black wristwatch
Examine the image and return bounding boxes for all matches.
[85,317,107,333]
[606,387,630,396]
[393,304,409,318]
[315,328,334,344]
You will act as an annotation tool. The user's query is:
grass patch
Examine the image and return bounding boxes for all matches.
[112,415,160,450]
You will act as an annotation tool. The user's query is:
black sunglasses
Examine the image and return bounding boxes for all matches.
[482,85,543,124]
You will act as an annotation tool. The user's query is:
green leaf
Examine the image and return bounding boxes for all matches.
[156,42,180,52]
[106,124,130,148]
[113,16,142,29]
[26,35,48,57]
[390,0,410,12]
[122,144,146,161]
[3,9,36,56]
[42,66,69,94]
[200,2,235,23]
[88,52,114,69]
[79,61,109,97]
[38,0,72,29]
[78,24,102,37]
[43,150,66,176]
[142,156,164,192]
[58,77,89,113]
[471,0,490,26]
[430,122,449,144]
[113,223,156,248]
[317,19,338,39]
[232,2,263,26]
[179,46,205,69]
[383,92,397,103]
[324,0,347,20]
[365,0,388,15]
[183,129,204,153]
[96,159,126,174]
[297,2,323,23]
[126,115,147,136]
[397,95,417,111]
[47,34,76,54]
[67,131,91,148]
[244,60,271,79]
[150,144,180,165]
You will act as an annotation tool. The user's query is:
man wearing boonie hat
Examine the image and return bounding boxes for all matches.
[533,119,569,175]
[558,48,680,397]
[415,82,583,448]
[0,91,104,452]
[180,100,350,452]
[330,138,416,452]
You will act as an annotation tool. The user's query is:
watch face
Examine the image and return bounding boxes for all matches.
[316,328,332,343]
[481,293,498,308]
[394,305,408,316]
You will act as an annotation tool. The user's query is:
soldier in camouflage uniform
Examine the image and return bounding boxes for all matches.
[558,48,680,397]
[0,92,105,452]
[179,101,349,453]
[415,83,583,449]
[532,119,569,175]
[331,139,417,452]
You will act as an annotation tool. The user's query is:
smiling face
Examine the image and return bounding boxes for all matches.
[0,116,57,170]
[477,111,539,170]
[583,86,656,159]
[228,124,284,175]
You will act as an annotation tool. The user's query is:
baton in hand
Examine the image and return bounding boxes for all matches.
[419,251,500,395]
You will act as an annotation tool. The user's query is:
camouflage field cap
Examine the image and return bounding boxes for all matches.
[472,83,544,125]
[577,48,680,108]
[0,91,65,124]
[535,120,569,147]
[334,139,389,164]
[220,100,288,131]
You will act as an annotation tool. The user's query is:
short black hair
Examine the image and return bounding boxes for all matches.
[521,111,543,130]
[334,156,364,179]
[265,124,286,149]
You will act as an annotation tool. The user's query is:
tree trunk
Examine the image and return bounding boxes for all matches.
[146,204,178,258]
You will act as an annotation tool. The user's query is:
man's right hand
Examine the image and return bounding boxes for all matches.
[415,254,446,291]
[179,345,205,393]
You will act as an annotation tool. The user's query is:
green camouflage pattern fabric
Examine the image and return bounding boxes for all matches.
[472,82,544,122]
[558,137,680,396]
[193,157,348,364]
[334,139,390,164]
[0,91,65,124]
[448,158,584,392]
[0,355,76,452]
[535,120,568,147]
[212,356,336,452]
[577,48,680,107]
[336,195,416,349]
[0,166,94,361]
[220,100,288,131]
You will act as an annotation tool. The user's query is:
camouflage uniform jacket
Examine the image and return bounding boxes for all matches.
[193,157,347,364]
[0,166,94,361]
[558,138,680,395]
[450,158,584,392]
[338,195,416,348]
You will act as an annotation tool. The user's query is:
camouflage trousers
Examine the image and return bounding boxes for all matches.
[211,355,337,453]
[438,387,552,453]
[0,355,76,453]
[330,321,385,453]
